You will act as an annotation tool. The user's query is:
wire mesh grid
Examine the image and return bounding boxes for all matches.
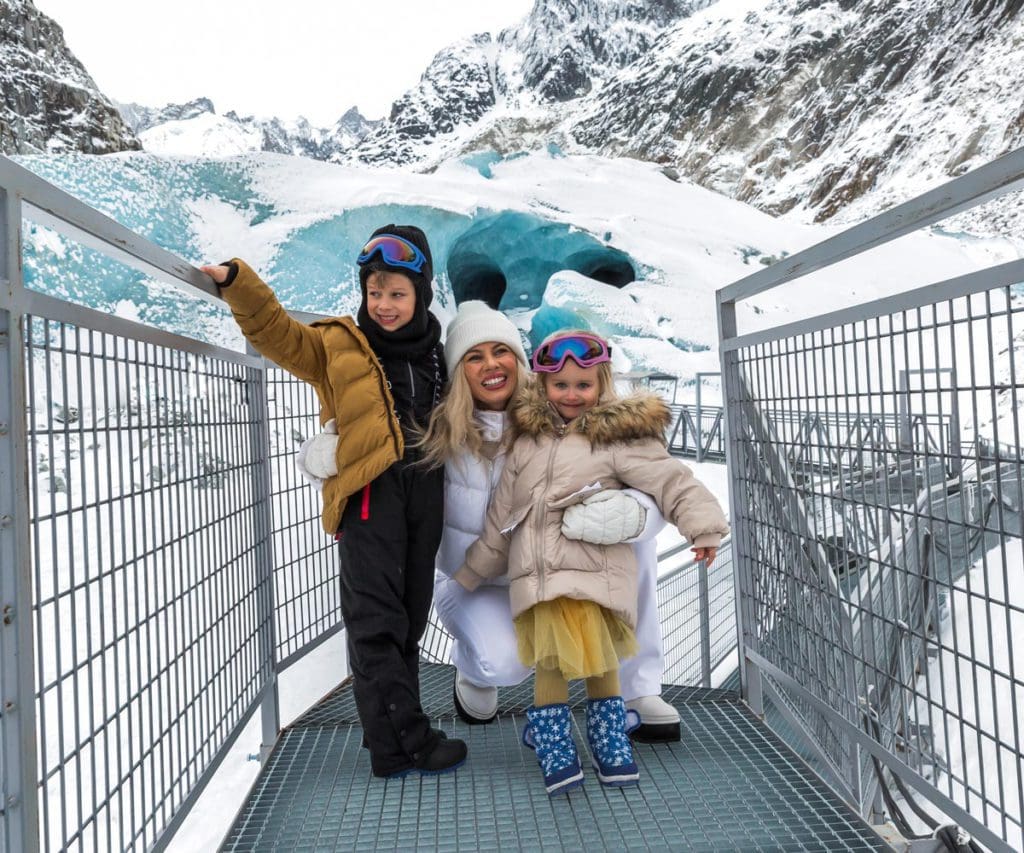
[728,285,1024,849]
[262,366,340,665]
[221,663,888,852]
[657,542,736,687]
[23,314,273,852]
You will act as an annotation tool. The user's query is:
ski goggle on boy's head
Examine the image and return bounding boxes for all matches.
[531,333,612,373]
[356,234,427,273]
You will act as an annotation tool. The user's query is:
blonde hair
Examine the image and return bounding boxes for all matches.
[536,328,618,403]
[414,358,531,469]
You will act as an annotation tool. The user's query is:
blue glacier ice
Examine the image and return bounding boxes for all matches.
[446,212,639,310]
[15,154,646,331]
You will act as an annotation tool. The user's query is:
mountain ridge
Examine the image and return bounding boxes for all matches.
[3,0,1022,231]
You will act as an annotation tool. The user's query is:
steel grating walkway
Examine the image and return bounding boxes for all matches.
[221,664,889,852]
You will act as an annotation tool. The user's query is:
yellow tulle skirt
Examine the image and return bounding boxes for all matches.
[514,597,638,681]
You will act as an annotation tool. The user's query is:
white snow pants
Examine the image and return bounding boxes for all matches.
[432,537,665,700]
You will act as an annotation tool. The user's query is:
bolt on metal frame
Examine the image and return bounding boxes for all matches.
[718,146,1024,853]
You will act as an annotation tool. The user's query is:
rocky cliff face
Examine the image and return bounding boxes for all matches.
[0,0,139,155]
[338,0,1023,228]
[341,33,497,167]
[496,0,714,103]
[341,0,713,166]
[566,0,1024,223]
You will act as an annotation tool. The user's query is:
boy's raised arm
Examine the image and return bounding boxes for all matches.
[205,259,328,385]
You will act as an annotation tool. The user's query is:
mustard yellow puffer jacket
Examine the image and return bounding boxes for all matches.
[220,259,402,534]
[454,386,729,628]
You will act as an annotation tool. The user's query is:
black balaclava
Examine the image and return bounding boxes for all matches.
[356,224,441,358]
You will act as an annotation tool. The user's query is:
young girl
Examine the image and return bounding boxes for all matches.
[454,330,728,795]
[201,225,467,779]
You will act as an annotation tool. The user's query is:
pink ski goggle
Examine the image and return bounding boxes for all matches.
[531,334,612,373]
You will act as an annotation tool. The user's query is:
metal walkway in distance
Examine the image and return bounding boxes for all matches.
[221,664,889,852]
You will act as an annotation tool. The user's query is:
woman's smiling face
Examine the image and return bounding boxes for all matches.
[461,341,520,411]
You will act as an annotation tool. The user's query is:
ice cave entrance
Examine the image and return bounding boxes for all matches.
[265,206,639,316]
[445,212,636,311]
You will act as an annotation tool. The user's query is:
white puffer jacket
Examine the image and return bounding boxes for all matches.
[436,410,510,585]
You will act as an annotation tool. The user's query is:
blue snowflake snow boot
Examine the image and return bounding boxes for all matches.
[585,696,640,786]
[523,703,584,796]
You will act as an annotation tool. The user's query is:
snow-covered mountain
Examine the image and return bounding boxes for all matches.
[343,0,715,168]
[340,0,1024,230]
[0,0,139,155]
[566,0,1024,225]
[5,0,1022,230]
[118,97,379,160]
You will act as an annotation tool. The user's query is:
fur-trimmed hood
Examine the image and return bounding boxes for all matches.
[511,382,671,446]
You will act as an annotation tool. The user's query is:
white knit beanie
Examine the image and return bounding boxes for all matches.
[444,300,528,374]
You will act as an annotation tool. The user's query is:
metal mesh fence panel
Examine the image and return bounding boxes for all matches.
[658,541,735,687]
[263,367,340,666]
[727,283,1024,849]
[23,314,273,852]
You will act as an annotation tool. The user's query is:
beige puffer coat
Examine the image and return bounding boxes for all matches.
[454,386,729,628]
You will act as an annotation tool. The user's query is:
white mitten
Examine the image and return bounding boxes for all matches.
[561,490,646,545]
[296,419,339,489]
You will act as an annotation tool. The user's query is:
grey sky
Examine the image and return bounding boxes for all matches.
[33,0,533,125]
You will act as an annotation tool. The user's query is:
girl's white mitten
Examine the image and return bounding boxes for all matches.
[561,490,646,545]
[296,419,339,487]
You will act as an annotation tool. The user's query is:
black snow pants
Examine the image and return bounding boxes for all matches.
[336,455,444,777]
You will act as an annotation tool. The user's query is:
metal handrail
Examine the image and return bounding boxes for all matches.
[717,147,1024,852]
[1,154,315,852]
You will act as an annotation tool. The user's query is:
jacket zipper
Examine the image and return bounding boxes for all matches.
[535,435,560,603]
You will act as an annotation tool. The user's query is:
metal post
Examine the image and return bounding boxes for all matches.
[0,186,41,851]
[245,348,281,762]
[697,558,712,688]
[695,375,703,463]
[717,297,763,714]
[695,372,721,463]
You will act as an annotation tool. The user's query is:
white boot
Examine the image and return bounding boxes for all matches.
[626,694,681,743]
[453,671,498,724]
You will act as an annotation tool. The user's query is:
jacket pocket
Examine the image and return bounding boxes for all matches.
[547,480,606,511]
[500,504,532,537]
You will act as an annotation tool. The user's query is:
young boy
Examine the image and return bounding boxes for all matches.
[203,225,466,778]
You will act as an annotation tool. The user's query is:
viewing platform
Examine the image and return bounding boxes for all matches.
[222,665,888,852]
[2,150,1023,852]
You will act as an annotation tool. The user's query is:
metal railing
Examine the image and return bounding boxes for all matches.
[718,146,1024,853]
[665,402,726,461]
[0,156,335,852]
[0,155,732,852]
